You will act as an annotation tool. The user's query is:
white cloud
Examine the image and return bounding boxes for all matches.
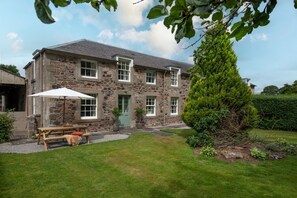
[250,33,269,42]
[116,0,153,27]
[97,29,114,43]
[6,32,23,52]
[118,21,181,58]
[7,32,18,40]
[53,9,73,22]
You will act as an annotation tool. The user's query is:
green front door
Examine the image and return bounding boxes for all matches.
[118,95,131,127]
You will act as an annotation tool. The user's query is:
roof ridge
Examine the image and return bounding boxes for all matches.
[62,39,193,66]
[46,39,88,49]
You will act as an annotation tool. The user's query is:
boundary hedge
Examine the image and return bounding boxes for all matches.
[252,95,297,131]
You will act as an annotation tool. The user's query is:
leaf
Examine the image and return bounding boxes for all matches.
[74,0,91,3]
[50,0,71,7]
[229,22,244,38]
[184,17,195,38]
[186,0,210,6]
[231,21,242,31]
[35,0,55,24]
[294,0,297,9]
[106,0,118,11]
[212,11,223,21]
[147,5,168,19]
[223,0,237,9]
[241,7,251,22]
[265,0,277,14]
[91,1,100,12]
[193,6,211,19]
[165,0,174,7]
[175,24,186,43]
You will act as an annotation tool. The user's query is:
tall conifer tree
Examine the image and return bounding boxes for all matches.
[182,23,257,139]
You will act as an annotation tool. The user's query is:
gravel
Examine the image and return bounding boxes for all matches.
[0,134,129,154]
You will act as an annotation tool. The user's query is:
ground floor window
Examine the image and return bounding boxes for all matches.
[146,96,156,116]
[81,94,97,119]
[170,97,178,115]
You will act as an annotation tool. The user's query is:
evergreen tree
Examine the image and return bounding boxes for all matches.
[182,23,258,140]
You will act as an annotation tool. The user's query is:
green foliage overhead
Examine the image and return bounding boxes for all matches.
[33,0,297,43]
[253,95,297,131]
[182,22,258,138]
[34,0,118,24]
[0,64,20,76]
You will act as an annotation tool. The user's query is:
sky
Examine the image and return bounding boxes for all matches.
[0,0,296,93]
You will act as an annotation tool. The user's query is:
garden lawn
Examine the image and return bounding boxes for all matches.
[249,129,297,144]
[1,132,297,198]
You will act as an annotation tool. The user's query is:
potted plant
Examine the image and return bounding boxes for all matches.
[112,107,121,132]
[135,107,145,129]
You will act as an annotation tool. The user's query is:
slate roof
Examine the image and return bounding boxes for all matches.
[43,39,193,74]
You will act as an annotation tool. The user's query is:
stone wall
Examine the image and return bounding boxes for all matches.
[27,52,190,132]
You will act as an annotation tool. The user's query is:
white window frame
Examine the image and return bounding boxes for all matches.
[146,96,156,116]
[80,60,98,79]
[117,57,133,82]
[170,67,180,87]
[170,97,178,115]
[81,94,97,119]
[146,70,156,85]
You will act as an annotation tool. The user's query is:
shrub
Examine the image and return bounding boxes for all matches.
[250,147,267,160]
[186,133,214,148]
[182,22,258,139]
[253,95,297,131]
[0,112,14,142]
[200,146,217,157]
[283,144,297,155]
[265,142,281,152]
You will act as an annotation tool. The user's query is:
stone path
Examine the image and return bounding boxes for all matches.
[0,126,184,154]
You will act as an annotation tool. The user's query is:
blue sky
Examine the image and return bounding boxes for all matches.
[0,0,296,93]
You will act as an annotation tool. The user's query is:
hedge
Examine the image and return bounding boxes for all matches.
[252,95,297,131]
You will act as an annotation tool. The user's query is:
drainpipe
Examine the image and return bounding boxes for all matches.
[163,70,168,126]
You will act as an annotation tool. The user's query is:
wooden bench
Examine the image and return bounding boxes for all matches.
[37,126,91,151]
[43,133,90,151]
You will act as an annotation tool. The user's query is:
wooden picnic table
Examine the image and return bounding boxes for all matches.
[37,125,90,151]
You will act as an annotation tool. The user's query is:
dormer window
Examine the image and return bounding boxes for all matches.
[81,60,97,78]
[170,67,180,87]
[117,57,133,82]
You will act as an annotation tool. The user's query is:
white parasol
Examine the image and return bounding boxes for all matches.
[29,87,94,124]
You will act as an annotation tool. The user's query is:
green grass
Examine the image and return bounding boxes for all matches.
[160,128,196,137]
[1,132,297,197]
[249,129,297,144]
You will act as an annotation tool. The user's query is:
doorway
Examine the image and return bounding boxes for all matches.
[118,95,131,127]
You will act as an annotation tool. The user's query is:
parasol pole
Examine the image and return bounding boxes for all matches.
[63,96,66,125]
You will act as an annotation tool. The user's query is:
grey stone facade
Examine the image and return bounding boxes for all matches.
[25,40,191,133]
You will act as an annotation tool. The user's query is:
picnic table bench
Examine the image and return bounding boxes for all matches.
[37,126,90,151]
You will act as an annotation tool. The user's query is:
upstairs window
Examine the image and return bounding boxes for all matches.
[146,96,156,116]
[117,57,132,82]
[146,71,156,84]
[81,94,97,119]
[170,97,178,115]
[81,60,97,78]
[170,68,180,86]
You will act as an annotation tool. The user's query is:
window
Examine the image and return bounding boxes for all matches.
[146,96,156,116]
[170,97,178,115]
[146,71,156,84]
[170,68,179,86]
[81,60,97,78]
[117,58,132,82]
[81,94,97,119]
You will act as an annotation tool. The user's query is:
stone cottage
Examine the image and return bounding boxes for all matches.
[24,39,192,132]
